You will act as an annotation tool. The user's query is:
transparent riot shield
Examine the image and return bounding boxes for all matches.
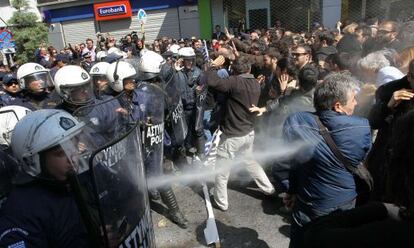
[135,82,165,178]
[72,96,156,248]
[163,76,188,146]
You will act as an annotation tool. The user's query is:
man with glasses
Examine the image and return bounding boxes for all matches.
[291,45,312,70]
[368,59,414,200]
[377,21,403,51]
[0,73,22,107]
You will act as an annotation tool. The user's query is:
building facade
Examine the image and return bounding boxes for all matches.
[37,0,207,50]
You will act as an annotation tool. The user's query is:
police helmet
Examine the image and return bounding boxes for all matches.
[16,63,54,92]
[11,109,85,178]
[138,50,165,81]
[54,65,94,105]
[0,105,31,147]
[106,61,137,92]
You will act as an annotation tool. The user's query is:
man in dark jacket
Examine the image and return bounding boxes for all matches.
[367,59,414,200]
[205,57,275,211]
[283,73,372,248]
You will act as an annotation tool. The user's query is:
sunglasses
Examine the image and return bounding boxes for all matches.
[292,52,308,57]
[5,81,19,86]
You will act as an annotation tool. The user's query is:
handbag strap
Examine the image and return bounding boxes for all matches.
[313,115,356,173]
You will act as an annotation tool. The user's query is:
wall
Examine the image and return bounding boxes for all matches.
[245,0,270,29]
[322,0,341,29]
[0,0,41,27]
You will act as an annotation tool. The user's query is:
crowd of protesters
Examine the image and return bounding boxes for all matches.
[1,15,414,248]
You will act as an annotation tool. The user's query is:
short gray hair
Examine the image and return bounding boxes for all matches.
[314,72,360,111]
[358,51,390,72]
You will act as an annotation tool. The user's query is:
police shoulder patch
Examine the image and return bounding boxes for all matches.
[59,117,76,130]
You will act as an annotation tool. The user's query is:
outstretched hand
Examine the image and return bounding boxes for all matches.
[249,105,267,116]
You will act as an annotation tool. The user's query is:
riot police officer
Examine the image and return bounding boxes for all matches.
[106,54,189,228]
[172,47,205,156]
[0,105,31,206]
[10,62,57,110]
[0,73,22,107]
[89,62,112,99]
[54,65,123,139]
[0,110,92,247]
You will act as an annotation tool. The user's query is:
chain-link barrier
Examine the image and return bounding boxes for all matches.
[269,0,322,32]
[224,0,321,33]
[344,0,414,23]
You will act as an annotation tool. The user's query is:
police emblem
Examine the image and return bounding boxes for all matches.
[81,72,89,80]
[59,117,76,130]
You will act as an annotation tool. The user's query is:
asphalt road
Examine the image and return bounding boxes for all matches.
[151,175,291,248]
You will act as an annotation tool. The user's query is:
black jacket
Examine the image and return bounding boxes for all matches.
[304,202,414,248]
[367,76,414,200]
[206,70,260,137]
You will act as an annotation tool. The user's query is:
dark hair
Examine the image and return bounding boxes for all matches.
[277,57,298,77]
[327,52,361,71]
[355,24,372,38]
[86,38,93,43]
[389,111,414,219]
[298,64,319,92]
[265,49,282,60]
[318,31,335,46]
[232,57,251,74]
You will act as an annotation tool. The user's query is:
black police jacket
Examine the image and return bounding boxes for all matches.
[0,181,91,248]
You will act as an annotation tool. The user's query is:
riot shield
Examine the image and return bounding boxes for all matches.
[135,82,165,178]
[72,96,156,248]
[163,76,188,146]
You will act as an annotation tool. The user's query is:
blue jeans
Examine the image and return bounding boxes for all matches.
[289,198,356,248]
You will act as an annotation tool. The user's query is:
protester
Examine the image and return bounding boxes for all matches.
[282,73,372,248]
[205,56,275,212]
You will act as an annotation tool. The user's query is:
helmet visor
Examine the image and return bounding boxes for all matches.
[23,72,54,92]
[60,82,94,105]
[47,129,98,180]
[92,75,110,92]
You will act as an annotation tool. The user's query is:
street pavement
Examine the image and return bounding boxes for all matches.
[151,176,291,248]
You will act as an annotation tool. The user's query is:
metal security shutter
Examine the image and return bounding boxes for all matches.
[98,8,180,43]
[62,18,97,46]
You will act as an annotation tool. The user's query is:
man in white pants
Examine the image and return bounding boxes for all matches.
[205,56,275,211]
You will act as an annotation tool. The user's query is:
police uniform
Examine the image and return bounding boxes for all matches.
[0,182,91,248]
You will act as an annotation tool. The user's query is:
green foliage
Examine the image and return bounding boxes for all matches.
[8,0,48,64]
[11,0,29,10]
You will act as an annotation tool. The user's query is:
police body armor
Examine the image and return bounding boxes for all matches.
[71,96,156,248]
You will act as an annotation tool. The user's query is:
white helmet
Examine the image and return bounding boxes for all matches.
[54,65,94,105]
[0,105,31,146]
[11,109,85,177]
[90,62,111,96]
[178,47,196,58]
[96,51,108,62]
[16,62,53,92]
[168,44,181,54]
[90,62,110,76]
[106,61,137,92]
[138,50,165,80]
[108,47,127,59]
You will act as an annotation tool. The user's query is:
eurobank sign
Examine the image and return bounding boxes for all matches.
[94,0,132,21]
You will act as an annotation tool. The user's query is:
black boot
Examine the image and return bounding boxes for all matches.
[159,187,188,229]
